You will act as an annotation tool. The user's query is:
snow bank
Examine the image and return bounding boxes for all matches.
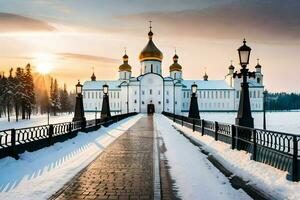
[0,114,141,200]
[154,114,250,200]
[167,116,300,200]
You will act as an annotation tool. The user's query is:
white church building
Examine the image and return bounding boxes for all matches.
[82,27,264,114]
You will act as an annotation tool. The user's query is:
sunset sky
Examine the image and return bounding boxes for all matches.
[0,0,300,92]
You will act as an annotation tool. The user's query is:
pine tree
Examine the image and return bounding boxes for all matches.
[14,67,27,122]
[59,83,70,113]
[24,64,35,119]
[4,68,15,122]
[50,78,60,116]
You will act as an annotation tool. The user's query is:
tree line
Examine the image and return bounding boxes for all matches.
[266,92,300,111]
[0,64,75,122]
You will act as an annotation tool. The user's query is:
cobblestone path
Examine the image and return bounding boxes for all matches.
[51,116,155,200]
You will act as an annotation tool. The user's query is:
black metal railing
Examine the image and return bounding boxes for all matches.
[162,111,300,182]
[0,112,137,160]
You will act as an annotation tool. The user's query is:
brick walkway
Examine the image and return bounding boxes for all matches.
[51,116,155,200]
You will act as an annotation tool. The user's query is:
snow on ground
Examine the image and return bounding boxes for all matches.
[166,116,300,200]
[0,114,141,200]
[154,114,250,200]
[195,111,300,134]
[0,112,120,130]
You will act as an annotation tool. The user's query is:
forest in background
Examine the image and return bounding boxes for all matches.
[0,64,75,122]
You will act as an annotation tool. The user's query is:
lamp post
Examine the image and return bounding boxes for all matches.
[188,82,200,119]
[101,83,111,118]
[72,80,86,128]
[173,81,176,122]
[234,39,256,128]
[95,106,97,124]
[263,90,268,130]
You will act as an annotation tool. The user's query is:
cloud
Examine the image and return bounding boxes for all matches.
[0,13,56,33]
[118,0,300,43]
[57,53,118,64]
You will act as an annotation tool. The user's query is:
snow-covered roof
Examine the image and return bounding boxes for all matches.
[83,80,122,90]
[182,80,232,90]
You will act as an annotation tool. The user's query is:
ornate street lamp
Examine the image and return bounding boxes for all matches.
[188,82,200,119]
[101,83,111,118]
[263,90,268,130]
[73,80,86,128]
[234,39,256,128]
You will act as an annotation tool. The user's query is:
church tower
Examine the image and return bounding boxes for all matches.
[119,51,132,80]
[169,52,182,80]
[255,59,263,85]
[139,22,163,75]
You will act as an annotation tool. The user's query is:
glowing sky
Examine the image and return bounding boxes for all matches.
[0,0,300,92]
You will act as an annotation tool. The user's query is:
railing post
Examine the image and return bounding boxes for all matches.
[214,122,218,141]
[292,135,298,181]
[68,123,72,138]
[231,125,236,150]
[252,129,257,161]
[10,129,18,159]
[192,118,195,132]
[201,119,205,136]
[48,124,53,146]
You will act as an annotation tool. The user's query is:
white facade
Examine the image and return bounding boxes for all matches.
[83,29,264,114]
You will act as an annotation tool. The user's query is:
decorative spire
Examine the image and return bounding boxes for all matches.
[255,58,262,68]
[229,60,234,70]
[173,47,178,63]
[203,67,208,81]
[91,67,96,81]
[148,20,153,39]
[123,47,128,63]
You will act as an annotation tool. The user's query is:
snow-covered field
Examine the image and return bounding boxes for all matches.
[0,114,141,200]
[154,114,250,200]
[0,112,119,130]
[165,115,300,200]
[189,111,300,134]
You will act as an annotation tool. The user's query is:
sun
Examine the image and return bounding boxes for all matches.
[36,64,52,74]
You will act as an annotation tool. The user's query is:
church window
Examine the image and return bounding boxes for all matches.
[175,101,177,104]
[250,91,252,98]
[203,91,206,98]
[216,91,218,99]
[150,89,152,95]
[114,102,116,108]
[117,92,119,98]
[142,90,145,95]
[158,90,160,95]
[142,101,144,104]
[88,92,90,99]
[183,92,186,98]
[257,78,260,83]
[166,99,169,104]
[220,91,222,99]
[135,90,137,95]
[257,91,260,98]
[227,91,230,98]
[134,99,137,104]
[236,91,239,98]
[158,101,161,105]
[187,92,190,98]
[223,91,226,98]
[253,91,256,98]
[167,91,169,95]
[207,91,210,98]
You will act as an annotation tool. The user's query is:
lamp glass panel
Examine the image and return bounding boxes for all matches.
[239,50,250,65]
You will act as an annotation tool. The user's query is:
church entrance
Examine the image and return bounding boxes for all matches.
[147,103,155,114]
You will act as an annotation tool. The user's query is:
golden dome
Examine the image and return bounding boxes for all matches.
[119,54,132,72]
[139,30,163,62]
[170,54,182,72]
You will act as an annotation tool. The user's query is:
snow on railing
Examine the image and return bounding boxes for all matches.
[162,111,300,182]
